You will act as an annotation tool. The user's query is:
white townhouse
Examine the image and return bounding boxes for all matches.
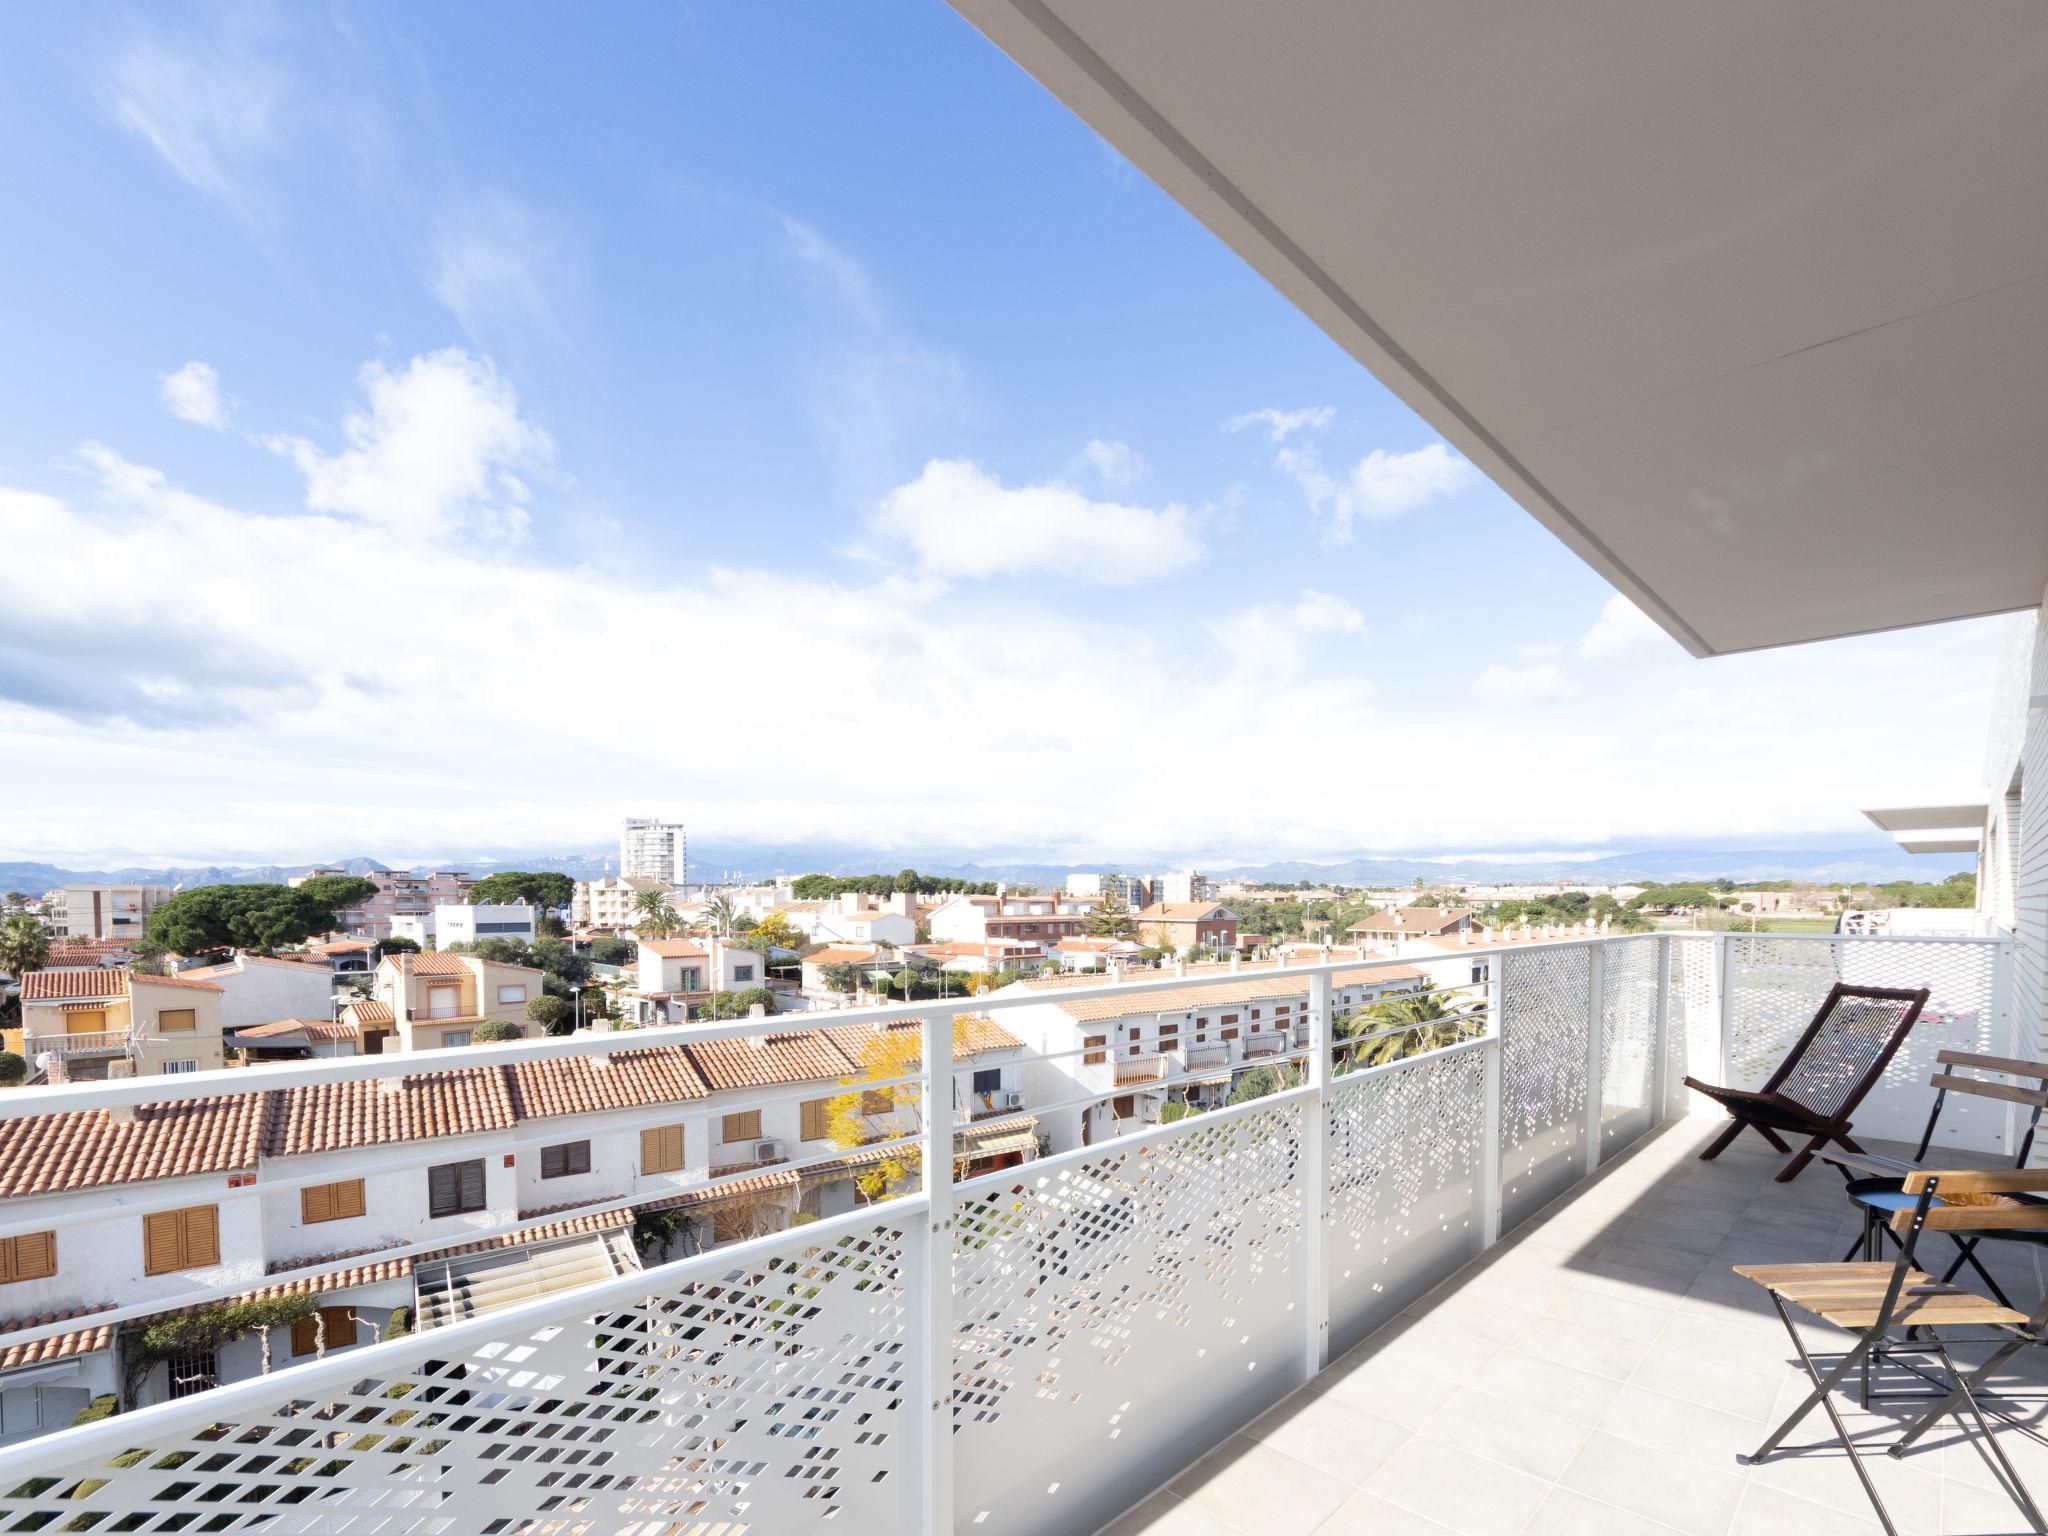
[179,952,338,1030]
[808,893,919,948]
[618,938,769,1025]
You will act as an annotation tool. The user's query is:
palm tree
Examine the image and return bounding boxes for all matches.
[0,914,51,979]
[700,894,737,938]
[1337,985,1480,1070]
[632,889,680,938]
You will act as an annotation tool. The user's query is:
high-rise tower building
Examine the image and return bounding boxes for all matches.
[619,818,687,885]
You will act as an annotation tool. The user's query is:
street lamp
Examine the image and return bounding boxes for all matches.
[571,983,583,1032]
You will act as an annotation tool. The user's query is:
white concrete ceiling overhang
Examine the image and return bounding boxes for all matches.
[950,1,2048,655]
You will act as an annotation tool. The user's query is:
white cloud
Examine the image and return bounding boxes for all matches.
[430,193,562,341]
[1081,439,1146,488]
[1208,589,1366,678]
[1579,593,1671,659]
[781,216,881,328]
[103,32,283,219]
[158,362,228,429]
[260,349,552,541]
[1225,405,1334,443]
[1277,441,1475,542]
[872,458,1202,585]
[1471,662,1568,703]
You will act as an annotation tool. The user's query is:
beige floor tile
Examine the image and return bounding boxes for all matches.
[1511,1313,1655,1382]
[1370,1317,1505,1380]
[1097,1491,1248,1536]
[1596,1382,1767,1472]
[1630,1344,1786,1422]
[1470,1344,1628,1425]
[1244,1390,1411,1485]
[1363,1433,1553,1536]
[1653,1310,1802,1376]
[1310,1349,1463,1427]
[1543,1285,1676,1343]
[1740,1443,1944,1535]
[1729,1484,1886,1535]
[1939,1473,2044,1535]
[1417,1385,1591,1481]
[1168,1435,1352,1536]
[1558,1430,1747,1536]
[1309,1490,1458,1535]
[1523,1487,1688,1535]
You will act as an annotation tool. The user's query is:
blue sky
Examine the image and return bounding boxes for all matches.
[0,1,2009,868]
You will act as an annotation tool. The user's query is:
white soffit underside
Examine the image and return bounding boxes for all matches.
[949,0,2048,656]
[1862,804,1990,833]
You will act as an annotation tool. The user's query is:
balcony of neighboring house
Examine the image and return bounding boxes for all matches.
[23,1030,130,1060]
[0,928,2028,1536]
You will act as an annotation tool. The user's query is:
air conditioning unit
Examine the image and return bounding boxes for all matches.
[753,1139,784,1163]
[996,1090,1024,1110]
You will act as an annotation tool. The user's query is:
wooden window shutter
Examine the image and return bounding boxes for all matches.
[301,1184,332,1224]
[291,1313,319,1356]
[641,1125,684,1174]
[860,1089,892,1116]
[336,1179,367,1220]
[322,1307,358,1350]
[721,1110,761,1143]
[182,1205,219,1268]
[143,1210,184,1275]
[459,1160,485,1211]
[14,1231,55,1282]
[800,1098,829,1141]
[428,1162,457,1216]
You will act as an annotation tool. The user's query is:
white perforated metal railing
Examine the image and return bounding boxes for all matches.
[0,930,2017,1536]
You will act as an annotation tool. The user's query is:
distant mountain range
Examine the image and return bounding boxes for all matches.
[0,837,1971,896]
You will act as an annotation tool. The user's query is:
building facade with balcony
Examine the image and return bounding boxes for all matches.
[373,952,546,1050]
[7,969,226,1082]
[45,884,169,943]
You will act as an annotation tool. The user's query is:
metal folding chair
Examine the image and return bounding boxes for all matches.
[1685,982,1929,1181]
[1737,1168,2048,1536]
[1830,1050,2048,1308]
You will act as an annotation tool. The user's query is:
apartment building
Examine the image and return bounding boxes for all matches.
[996,961,1422,1151]
[292,868,474,940]
[1157,870,1215,905]
[1133,901,1238,953]
[0,1018,1037,1437]
[927,890,1094,948]
[616,938,767,1024]
[619,818,686,884]
[373,951,547,1049]
[1064,872,1150,909]
[46,884,169,942]
[570,875,668,929]
[7,969,226,1082]
[389,902,538,951]
[175,952,335,1030]
[809,893,918,947]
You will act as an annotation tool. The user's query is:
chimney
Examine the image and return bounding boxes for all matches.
[841,892,862,915]
[378,1074,407,1095]
[1321,943,1331,964]
[746,1032,768,1049]
[1229,952,1241,973]
[749,1002,768,1018]
[1174,957,1187,978]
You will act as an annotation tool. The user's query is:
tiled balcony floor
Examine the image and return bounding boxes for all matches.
[1100,1118,2048,1536]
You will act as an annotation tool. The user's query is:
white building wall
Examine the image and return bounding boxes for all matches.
[210,962,336,1029]
[1984,599,2048,1069]
[0,1176,265,1320]
[260,1134,518,1270]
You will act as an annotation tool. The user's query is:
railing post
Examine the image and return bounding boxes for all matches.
[1992,937,2023,1162]
[918,1006,955,1536]
[1479,959,1504,1247]
[1302,970,1330,1377]
[1712,931,1733,1087]
[1583,938,1605,1177]
[1652,933,1673,1121]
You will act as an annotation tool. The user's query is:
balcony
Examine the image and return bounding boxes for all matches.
[24,1031,130,1059]
[0,929,2021,1536]
[1115,1054,1170,1085]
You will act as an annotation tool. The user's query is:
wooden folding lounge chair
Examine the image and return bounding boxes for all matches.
[1737,1169,2048,1536]
[1830,1051,2048,1307]
[1685,982,1930,1181]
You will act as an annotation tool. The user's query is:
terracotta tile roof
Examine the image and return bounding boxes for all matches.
[919,940,1042,960]
[310,940,373,954]
[0,1096,266,1197]
[267,1070,515,1156]
[0,1306,115,1372]
[129,971,225,994]
[343,999,393,1025]
[684,1031,859,1092]
[46,942,129,967]
[398,952,476,976]
[1348,906,1476,935]
[804,944,881,964]
[640,1167,800,1210]
[232,1018,358,1041]
[504,1047,709,1119]
[639,939,707,958]
[20,968,129,1002]
[429,1210,630,1260]
[243,1255,414,1300]
[960,1112,1037,1139]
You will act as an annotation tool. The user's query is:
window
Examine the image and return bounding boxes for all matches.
[428,985,460,1019]
[300,1179,367,1225]
[0,1231,56,1284]
[495,985,526,1005]
[157,1008,196,1033]
[1250,1009,1261,1020]
[162,1060,197,1075]
[427,1159,486,1217]
[0,1385,50,1436]
[1128,1026,1141,1039]
[1221,1028,1239,1041]
[860,1089,893,1116]
[1158,1023,1179,1038]
[541,1140,592,1178]
[441,1030,472,1049]
[680,967,702,991]
[641,1124,686,1174]
[143,1206,220,1275]
[971,1068,1002,1095]
[291,1307,358,1356]
[1220,1014,1239,1025]
[734,963,755,982]
[1111,1096,1135,1118]
[800,1097,831,1141]
[165,1348,218,1398]
[721,1110,762,1144]
[1083,1035,1106,1065]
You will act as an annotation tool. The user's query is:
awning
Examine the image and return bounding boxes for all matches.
[414,1232,634,1330]
[962,1132,1036,1159]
